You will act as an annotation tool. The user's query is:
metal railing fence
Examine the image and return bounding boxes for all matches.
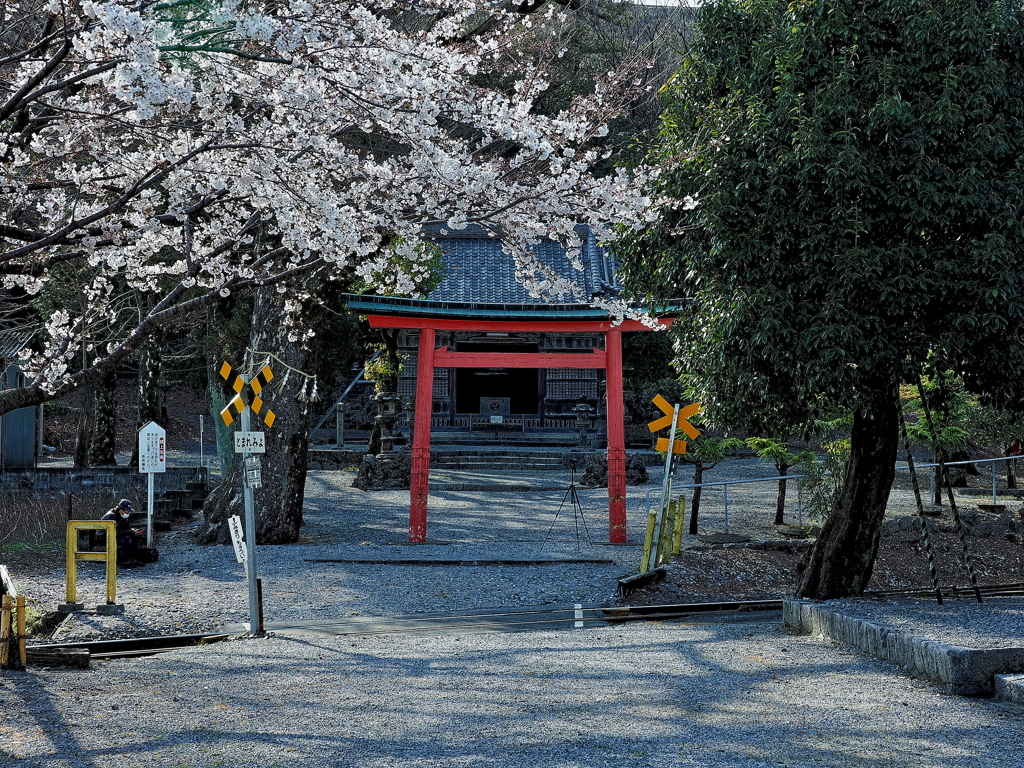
[661,455,1019,535]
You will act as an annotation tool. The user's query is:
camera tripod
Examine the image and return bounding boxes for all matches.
[540,457,592,551]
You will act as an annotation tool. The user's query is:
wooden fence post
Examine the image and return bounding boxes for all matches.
[1,594,12,668]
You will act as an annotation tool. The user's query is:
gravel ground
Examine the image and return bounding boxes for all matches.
[4,620,1023,768]
[8,460,1024,767]
[823,596,1024,650]
[25,468,657,642]
[14,460,1024,643]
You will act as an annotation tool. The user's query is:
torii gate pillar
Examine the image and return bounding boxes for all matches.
[605,328,627,543]
[410,328,435,542]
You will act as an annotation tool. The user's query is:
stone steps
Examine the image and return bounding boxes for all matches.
[432,456,565,470]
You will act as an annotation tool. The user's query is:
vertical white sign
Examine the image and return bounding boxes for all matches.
[138,421,167,474]
[138,421,166,547]
[228,515,247,564]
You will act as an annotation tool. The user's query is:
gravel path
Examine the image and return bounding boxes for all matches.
[17,462,1024,644]
[9,462,1024,767]
[26,469,658,641]
[4,619,1023,768]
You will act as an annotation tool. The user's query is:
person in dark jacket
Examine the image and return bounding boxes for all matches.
[100,499,144,567]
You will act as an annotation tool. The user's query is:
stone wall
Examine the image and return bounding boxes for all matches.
[0,466,208,500]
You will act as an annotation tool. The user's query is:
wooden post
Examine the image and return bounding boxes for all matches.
[66,523,77,605]
[410,328,435,542]
[0,594,11,667]
[672,496,686,555]
[640,506,658,572]
[105,533,117,605]
[605,329,627,543]
[15,595,25,668]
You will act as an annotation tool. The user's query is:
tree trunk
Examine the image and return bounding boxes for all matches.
[688,462,704,535]
[130,323,166,467]
[198,279,339,545]
[73,401,91,468]
[774,461,788,526]
[1007,453,1017,490]
[796,376,899,599]
[87,368,117,466]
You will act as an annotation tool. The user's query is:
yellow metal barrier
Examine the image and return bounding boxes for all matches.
[65,520,117,607]
[1,565,26,669]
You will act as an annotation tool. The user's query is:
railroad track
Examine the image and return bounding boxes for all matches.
[28,583,1024,663]
[30,598,783,662]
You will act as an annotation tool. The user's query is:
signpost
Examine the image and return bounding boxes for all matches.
[219,361,275,635]
[137,421,166,547]
[645,396,701,569]
[227,515,247,564]
[234,431,266,453]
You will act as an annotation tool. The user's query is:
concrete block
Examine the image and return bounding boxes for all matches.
[995,674,1024,705]
[784,599,1024,697]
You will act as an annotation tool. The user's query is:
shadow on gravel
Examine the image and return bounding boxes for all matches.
[6,673,101,768]
[6,619,1021,767]
[75,622,1011,768]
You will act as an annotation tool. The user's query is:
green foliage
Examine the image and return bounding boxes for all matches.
[623,331,677,389]
[308,301,364,392]
[745,437,811,470]
[355,238,446,299]
[363,344,405,389]
[902,376,970,455]
[968,402,1024,452]
[620,0,1024,432]
[680,435,744,468]
[797,439,851,523]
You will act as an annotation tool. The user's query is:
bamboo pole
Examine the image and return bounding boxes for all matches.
[918,377,983,603]
[0,594,11,667]
[672,495,686,555]
[15,595,25,668]
[897,397,943,604]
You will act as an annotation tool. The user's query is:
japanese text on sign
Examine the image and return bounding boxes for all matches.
[138,421,166,473]
[234,432,266,453]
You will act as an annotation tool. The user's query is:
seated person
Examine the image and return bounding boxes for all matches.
[100,499,145,566]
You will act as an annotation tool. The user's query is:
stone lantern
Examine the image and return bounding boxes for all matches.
[373,391,401,456]
[403,396,416,444]
[573,401,594,447]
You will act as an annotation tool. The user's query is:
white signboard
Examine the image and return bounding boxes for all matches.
[234,431,266,453]
[228,515,247,564]
[138,421,166,473]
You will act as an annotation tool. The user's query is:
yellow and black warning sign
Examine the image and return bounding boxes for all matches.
[219,362,277,428]
[648,395,700,455]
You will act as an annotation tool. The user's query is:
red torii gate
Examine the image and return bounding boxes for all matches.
[367,314,668,544]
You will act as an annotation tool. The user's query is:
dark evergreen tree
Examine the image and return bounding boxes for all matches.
[621,0,1024,598]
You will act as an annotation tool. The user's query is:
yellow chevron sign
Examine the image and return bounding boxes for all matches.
[648,395,701,455]
[219,362,276,428]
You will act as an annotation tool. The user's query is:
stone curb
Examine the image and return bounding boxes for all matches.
[994,674,1024,705]
[783,599,1024,697]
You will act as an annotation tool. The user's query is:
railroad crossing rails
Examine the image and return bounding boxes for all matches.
[24,583,1024,666]
[29,600,784,663]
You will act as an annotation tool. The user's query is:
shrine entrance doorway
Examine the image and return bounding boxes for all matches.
[454,340,540,415]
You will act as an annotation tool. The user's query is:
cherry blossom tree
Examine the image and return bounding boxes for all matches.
[2,0,659,540]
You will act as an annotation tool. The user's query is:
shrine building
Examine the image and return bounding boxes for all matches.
[343,226,675,544]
